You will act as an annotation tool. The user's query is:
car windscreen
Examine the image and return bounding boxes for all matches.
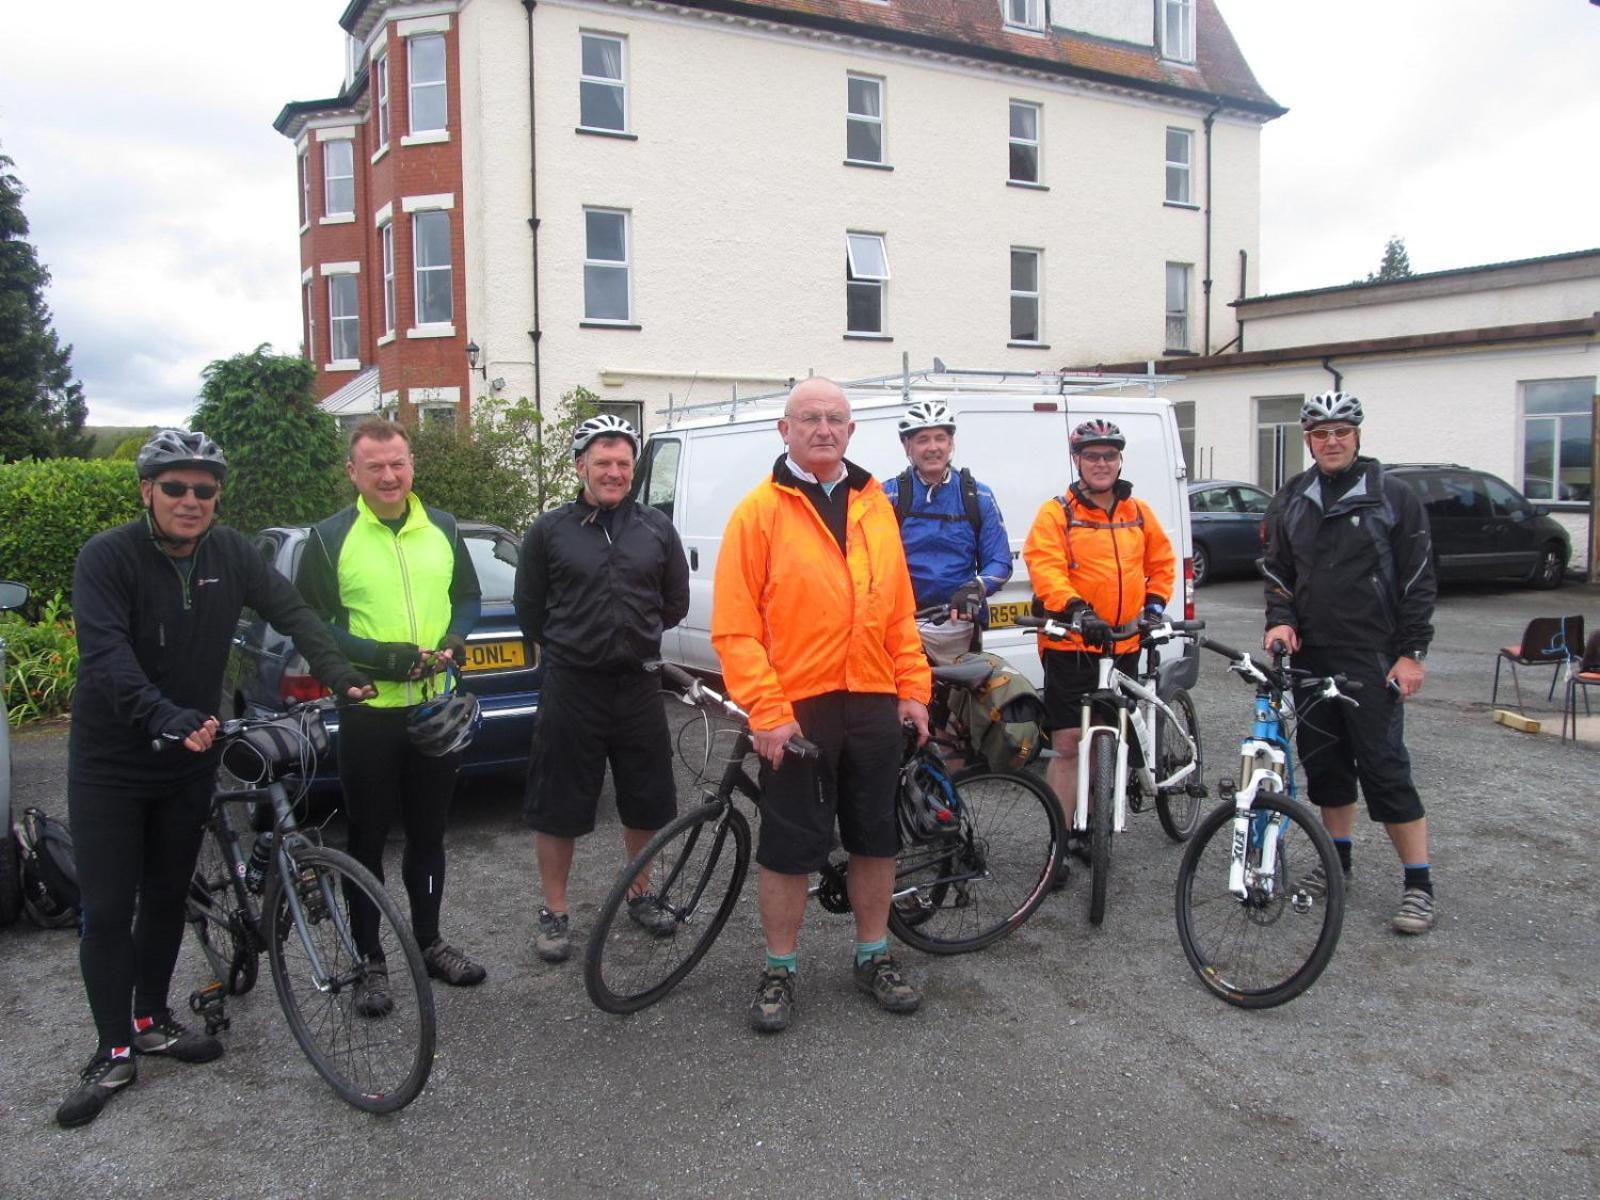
[465,532,519,601]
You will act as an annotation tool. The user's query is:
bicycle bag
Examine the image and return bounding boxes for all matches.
[15,806,80,929]
[948,651,1045,772]
[221,710,330,785]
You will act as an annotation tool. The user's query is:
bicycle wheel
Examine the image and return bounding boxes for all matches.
[584,799,751,1014]
[889,767,1062,955]
[1087,744,1114,926]
[1174,790,1345,1009]
[263,845,435,1112]
[1155,688,1204,842]
[187,826,260,996]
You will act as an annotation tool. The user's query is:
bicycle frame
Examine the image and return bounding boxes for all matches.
[1222,687,1296,902]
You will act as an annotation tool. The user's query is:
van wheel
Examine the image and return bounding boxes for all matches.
[1529,543,1566,590]
[1191,542,1212,588]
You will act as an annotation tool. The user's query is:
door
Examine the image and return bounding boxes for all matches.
[1482,473,1542,577]
[633,436,684,662]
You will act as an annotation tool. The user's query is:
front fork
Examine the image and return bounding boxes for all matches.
[1226,742,1289,899]
[1076,710,1129,834]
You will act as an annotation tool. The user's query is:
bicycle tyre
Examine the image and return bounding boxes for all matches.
[0,827,23,927]
[1174,790,1345,1009]
[889,767,1062,955]
[1155,688,1205,843]
[187,826,260,996]
[584,799,750,1015]
[1088,746,1114,926]
[263,845,435,1112]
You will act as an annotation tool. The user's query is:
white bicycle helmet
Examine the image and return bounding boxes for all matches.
[136,429,228,480]
[1300,391,1364,430]
[1070,418,1125,452]
[407,688,482,757]
[897,400,957,440]
[572,414,640,459]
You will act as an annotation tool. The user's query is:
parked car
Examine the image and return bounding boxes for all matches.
[0,580,31,925]
[1187,479,1271,586]
[222,521,541,788]
[1388,464,1570,589]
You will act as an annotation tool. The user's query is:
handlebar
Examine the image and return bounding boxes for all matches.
[1198,637,1361,703]
[1015,613,1205,646]
[149,695,340,754]
[650,661,820,759]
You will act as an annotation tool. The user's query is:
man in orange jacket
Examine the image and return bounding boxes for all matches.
[1022,419,1175,875]
[713,377,932,1033]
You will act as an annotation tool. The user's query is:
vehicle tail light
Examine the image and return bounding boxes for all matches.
[1182,558,1196,621]
[278,653,331,704]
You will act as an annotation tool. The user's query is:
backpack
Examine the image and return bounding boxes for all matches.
[15,806,80,929]
[948,651,1045,772]
[893,467,983,532]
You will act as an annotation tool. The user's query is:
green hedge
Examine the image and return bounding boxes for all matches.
[0,459,140,608]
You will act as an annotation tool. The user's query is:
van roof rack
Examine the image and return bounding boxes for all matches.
[656,354,1180,426]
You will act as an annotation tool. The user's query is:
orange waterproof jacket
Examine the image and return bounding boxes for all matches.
[1022,480,1176,655]
[713,458,933,732]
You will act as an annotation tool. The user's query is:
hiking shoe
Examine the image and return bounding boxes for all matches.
[354,965,394,1018]
[1050,858,1071,892]
[853,953,921,1015]
[1065,833,1091,866]
[132,1010,223,1063]
[1296,862,1350,900]
[748,966,796,1033]
[55,1052,137,1129]
[626,893,677,937]
[535,909,571,963]
[1391,887,1436,935]
[423,939,487,986]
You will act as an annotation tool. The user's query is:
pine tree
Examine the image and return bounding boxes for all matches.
[0,149,90,460]
[1366,235,1414,283]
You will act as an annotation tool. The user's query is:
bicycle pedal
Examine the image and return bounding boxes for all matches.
[1217,776,1237,800]
[1186,782,1209,798]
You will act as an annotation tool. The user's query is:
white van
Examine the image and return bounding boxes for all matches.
[631,369,1194,689]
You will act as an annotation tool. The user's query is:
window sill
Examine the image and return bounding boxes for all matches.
[1007,179,1048,191]
[1163,201,1200,211]
[576,126,637,141]
[1002,23,1046,37]
[843,159,893,171]
[1008,340,1051,350]
[324,359,361,373]
[1164,348,1197,357]
[371,143,390,165]
[407,324,457,339]
[844,332,893,341]
[299,221,310,236]
[580,320,641,330]
[319,213,356,225]
[376,331,396,347]
[401,129,450,147]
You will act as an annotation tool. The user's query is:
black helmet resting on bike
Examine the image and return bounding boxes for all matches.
[136,429,228,480]
[1300,391,1363,430]
[897,400,957,440]
[571,414,640,459]
[897,754,961,843]
[407,687,481,757]
[1069,419,1125,453]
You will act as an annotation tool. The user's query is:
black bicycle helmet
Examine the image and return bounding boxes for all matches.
[407,687,481,757]
[572,414,640,459]
[1069,418,1125,453]
[136,428,228,480]
[896,755,962,844]
[1300,391,1364,430]
[897,400,957,440]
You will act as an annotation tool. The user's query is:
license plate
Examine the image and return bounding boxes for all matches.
[463,639,526,672]
[987,601,1030,629]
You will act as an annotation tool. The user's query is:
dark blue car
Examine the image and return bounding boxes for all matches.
[222,521,541,786]
[1188,479,1272,587]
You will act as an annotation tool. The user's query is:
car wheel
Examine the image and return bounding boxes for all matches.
[1529,542,1566,590]
[1191,541,1211,588]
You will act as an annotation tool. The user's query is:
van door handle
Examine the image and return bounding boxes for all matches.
[690,548,700,570]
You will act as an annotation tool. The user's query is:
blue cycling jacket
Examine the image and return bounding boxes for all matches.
[882,467,1012,614]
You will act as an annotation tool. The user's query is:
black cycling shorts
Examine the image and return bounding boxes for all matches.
[523,666,677,837]
[1041,649,1139,733]
[755,691,903,874]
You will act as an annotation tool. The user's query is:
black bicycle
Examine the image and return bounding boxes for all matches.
[583,662,1062,1014]
[181,699,436,1112]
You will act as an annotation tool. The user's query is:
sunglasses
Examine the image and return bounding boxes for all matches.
[155,481,220,500]
[1307,425,1357,443]
[1077,450,1122,464]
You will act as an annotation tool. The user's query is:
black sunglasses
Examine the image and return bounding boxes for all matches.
[155,481,220,500]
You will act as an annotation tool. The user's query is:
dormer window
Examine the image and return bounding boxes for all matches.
[1003,0,1043,33]
[1160,0,1196,64]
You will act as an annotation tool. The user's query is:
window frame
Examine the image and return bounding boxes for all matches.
[407,33,447,135]
[323,139,354,218]
[1159,0,1196,64]
[374,52,391,149]
[298,148,311,229]
[303,279,315,362]
[1009,247,1042,344]
[412,209,454,328]
[579,32,628,134]
[327,273,360,366]
[1520,376,1595,506]
[1009,100,1041,185]
[583,206,632,324]
[845,73,885,166]
[845,231,890,335]
[1165,127,1193,205]
[1003,0,1044,33]
[1165,261,1192,353]
[380,222,396,338]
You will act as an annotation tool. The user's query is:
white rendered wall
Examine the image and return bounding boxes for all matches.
[1049,0,1154,44]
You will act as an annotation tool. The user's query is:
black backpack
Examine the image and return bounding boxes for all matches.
[15,806,79,929]
[892,468,983,532]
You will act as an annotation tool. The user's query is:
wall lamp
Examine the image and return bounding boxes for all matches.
[465,341,487,378]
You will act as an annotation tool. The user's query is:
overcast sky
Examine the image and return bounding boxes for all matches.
[1,0,1595,427]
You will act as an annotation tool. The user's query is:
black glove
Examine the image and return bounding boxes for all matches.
[329,668,374,697]
[948,579,985,622]
[1065,600,1112,649]
[367,642,423,680]
[438,634,469,668]
[156,708,209,740]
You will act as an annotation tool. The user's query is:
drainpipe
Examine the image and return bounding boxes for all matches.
[1201,99,1221,355]
[523,0,545,500]
[1321,357,1343,391]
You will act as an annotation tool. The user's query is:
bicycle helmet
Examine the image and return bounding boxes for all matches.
[897,400,957,440]
[1300,391,1364,430]
[572,414,640,459]
[136,428,228,480]
[897,755,962,844]
[407,687,481,757]
[1069,419,1125,453]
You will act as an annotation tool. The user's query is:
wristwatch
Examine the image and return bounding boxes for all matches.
[1406,649,1428,663]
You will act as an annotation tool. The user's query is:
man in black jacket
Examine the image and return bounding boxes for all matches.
[1261,392,1437,936]
[514,415,690,963]
[58,430,371,1129]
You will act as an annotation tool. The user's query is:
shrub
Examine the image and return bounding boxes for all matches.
[2,593,78,725]
[0,458,140,609]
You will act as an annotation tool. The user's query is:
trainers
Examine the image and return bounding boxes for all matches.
[853,953,922,1015]
[748,965,796,1033]
[1391,887,1436,935]
[132,1010,223,1063]
[55,1052,137,1129]
[354,965,394,1018]
[626,893,677,937]
[1297,861,1350,900]
[1065,833,1091,866]
[422,939,487,986]
[534,908,571,963]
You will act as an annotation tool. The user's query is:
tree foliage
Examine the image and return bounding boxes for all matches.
[1366,235,1414,282]
[0,149,90,461]
[191,345,344,534]
[411,386,605,532]
[0,458,140,609]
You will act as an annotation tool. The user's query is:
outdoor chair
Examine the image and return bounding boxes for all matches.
[1491,614,1584,713]
[1559,630,1600,741]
